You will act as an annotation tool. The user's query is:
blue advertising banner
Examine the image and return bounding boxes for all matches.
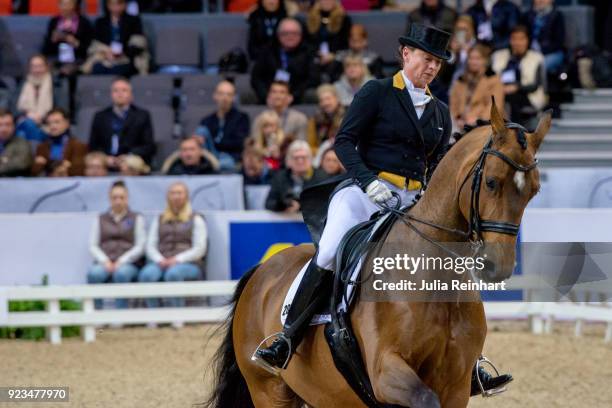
[229,222,312,279]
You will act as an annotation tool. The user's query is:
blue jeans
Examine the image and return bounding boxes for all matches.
[544,51,565,73]
[138,262,200,307]
[87,263,139,309]
[16,118,47,142]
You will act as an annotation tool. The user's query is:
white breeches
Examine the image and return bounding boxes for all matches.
[314,181,418,270]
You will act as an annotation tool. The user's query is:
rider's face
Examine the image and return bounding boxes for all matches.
[402,48,442,89]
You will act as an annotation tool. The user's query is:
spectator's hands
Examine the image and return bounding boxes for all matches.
[504,84,519,94]
[34,156,47,166]
[166,257,178,267]
[51,30,65,44]
[319,52,335,65]
[285,200,301,213]
[65,34,78,47]
[104,260,116,273]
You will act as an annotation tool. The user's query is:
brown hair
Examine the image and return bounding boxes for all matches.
[350,24,368,40]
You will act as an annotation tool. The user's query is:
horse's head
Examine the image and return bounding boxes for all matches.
[457,101,551,282]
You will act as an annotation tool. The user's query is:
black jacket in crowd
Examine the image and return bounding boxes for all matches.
[199,107,250,162]
[522,7,566,55]
[334,72,451,190]
[166,157,217,175]
[265,167,329,212]
[247,3,288,61]
[467,0,521,50]
[89,105,156,164]
[42,15,93,62]
[251,42,319,104]
[93,13,144,59]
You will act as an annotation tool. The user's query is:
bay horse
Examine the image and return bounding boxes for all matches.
[205,103,551,408]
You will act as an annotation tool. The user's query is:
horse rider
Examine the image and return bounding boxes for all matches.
[253,23,513,396]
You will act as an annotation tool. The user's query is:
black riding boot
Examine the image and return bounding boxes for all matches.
[252,261,333,373]
[470,357,513,396]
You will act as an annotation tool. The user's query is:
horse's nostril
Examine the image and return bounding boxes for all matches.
[482,259,496,281]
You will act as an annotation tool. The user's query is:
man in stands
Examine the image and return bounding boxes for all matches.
[194,80,249,171]
[0,109,32,177]
[161,137,219,175]
[253,81,308,142]
[88,77,156,169]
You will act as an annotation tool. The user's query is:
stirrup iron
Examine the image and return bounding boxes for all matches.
[475,355,509,397]
[250,332,292,376]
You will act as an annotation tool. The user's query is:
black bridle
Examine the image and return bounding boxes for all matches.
[382,122,538,253]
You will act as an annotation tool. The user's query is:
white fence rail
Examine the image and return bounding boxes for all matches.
[1,277,612,344]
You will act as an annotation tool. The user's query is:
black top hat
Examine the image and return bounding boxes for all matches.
[398,23,452,61]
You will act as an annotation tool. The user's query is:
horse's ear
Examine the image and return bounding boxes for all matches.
[490,96,506,144]
[529,109,552,151]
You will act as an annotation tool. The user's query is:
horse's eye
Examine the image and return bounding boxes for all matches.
[485,177,497,191]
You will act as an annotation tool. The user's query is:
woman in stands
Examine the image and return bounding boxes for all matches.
[87,180,146,309]
[139,182,207,307]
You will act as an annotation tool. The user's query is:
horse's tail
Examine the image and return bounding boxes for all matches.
[203,265,259,408]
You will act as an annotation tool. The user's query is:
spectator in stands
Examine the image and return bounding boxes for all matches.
[31,108,88,177]
[89,77,156,168]
[449,44,504,132]
[0,110,32,177]
[139,182,207,307]
[265,140,327,212]
[257,81,308,140]
[334,55,373,106]
[241,146,273,185]
[194,80,250,171]
[407,0,457,35]
[523,0,566,74]
[467,0,520,51]
[118,153,150,176]
[85,152,109,176]
[87,180,145,309]
[319,147,344,176]
[15,55,54,142]
[441,15,477,85]
[83,0,149,76]
[248,110,287,170]
[247,0,289,61]
[251,17,319,104]
[42,0,93,76]
[307,84,344,155]
[492,25,547,127]
[306,0,352,83]
[161,137,219,175]
[335,24,383,79]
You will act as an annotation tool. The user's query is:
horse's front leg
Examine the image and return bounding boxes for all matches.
[371,351,440,408]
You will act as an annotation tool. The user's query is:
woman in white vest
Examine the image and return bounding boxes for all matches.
[491,24,547,127]
[139,182,207,307]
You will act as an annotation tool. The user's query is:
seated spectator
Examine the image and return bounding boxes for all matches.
[307,84,345,154]
[523,0,565,74]
[15,55,54,142]
[247,0,289,61]
[118,153,150,176]
[31,108,88,177]
[85,151,109,176]
[256,81,308,140]
[139,182,207,307]
[319,147,344,176]
[449,44,504,132]
[408,0,457,35]
[42,0,93,77]
[87,180,145,309]
[265,140,327,212]
[0,110,33,177]
[306,0,352,83]
[194,80,249,171]
[467,0,520,51]
[251,17,319,104]
[492,25,547,127]
[161,137,219,175]
[334,55,373,106]
[440,15,477,87]
[248,110,286,170]
[89,77,156,168]
[83,0,149,76]
[335,24,384,79]
[241,146,273,185]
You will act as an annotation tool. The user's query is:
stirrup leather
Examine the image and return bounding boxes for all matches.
[475,355,510,397]
[250,332,292,376]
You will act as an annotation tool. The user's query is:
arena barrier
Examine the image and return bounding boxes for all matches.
[2,277,612,344]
